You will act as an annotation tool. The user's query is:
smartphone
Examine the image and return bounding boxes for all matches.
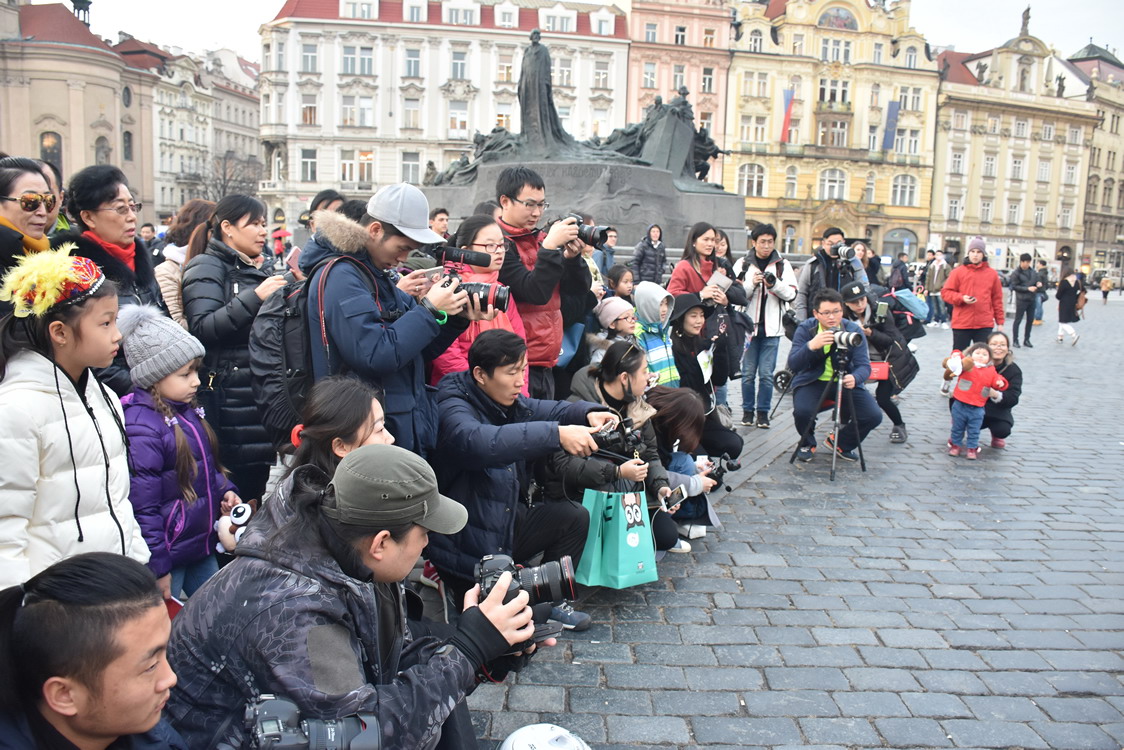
[875,301,889,319]
[661,484,687,513]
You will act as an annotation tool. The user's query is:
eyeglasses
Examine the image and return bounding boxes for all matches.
[615,314,637,323]
[0,193,57,213]
[509,198,549,211]
[95,202,142,216]
[815,307,844,317]
[472,242,505,252]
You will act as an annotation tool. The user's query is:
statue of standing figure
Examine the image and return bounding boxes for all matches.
[518,29,575,155]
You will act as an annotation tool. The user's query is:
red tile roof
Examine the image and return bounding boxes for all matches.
[272,0,341,21]
[937,50,981,85]
[16,3,116,54]
[765,0,788,20]
[113,37,175,70]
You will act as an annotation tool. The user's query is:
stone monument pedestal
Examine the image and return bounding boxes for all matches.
[423,160,744,249]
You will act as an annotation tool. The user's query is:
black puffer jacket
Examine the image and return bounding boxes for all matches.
[50,232,165,395]
[631,227,667,284]
[181,238,273,469]
[846,296,919,395]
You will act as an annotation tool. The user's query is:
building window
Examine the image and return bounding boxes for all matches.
[1034,204,1045,226]
[593,107,609,136]
[873,43,883,64]
[1060,206,1072,229]
[672,65,685,91]
[870,83,880,108]
[403,98,420,129]
[405,48,421,78]
[557,105,571,131]
[701,67,714,94]
[301,94,318,125]
[699,111,712,132]
[448,100,468,137]
[738,163,765,197]
[793,34,804,56]
[890,174,916,206]
[1007,201,1020,224]
[300,149,317,181]
[756,72,768,97]
[987,116,1000,134]
[702,28,715,48]
[407,4,422,21]
[276,41,286,70]
[910,87,921,110]
[1104,180,1115,207]
[360,47,373,75]
[819,168,846,200]
[122,131,133,161]
[342,46,357,75]
[341,149,357,182]
[868,125,878,151]
[498,9,515,26]
[785,166,798,198]
[543,13,570,31]
[1011,157,1024,180]
[953,111,966,130]
[644,23,657,42]
[739,115,752,142]
[496,101,513,129]
[301,43,318,73]
[262,44,271,70]
[451,51,467,79]
[642,62,656,88]
[1041,122,1055,140]
[1014,119,1028,138]
[907,129,920,154]
[983,154,996,177]
[448,7,476,25]
[402,152,420,183]
[752,116,767,143]
[593,61,609,89]
[275,91,285,122]
[674,26,686,45]
[595,17,611,35]
[948,197,961,221]
[980,200,993,223]
[818,78,850,104]
[261,93,271,122]
[904,46,917,68]
[1068,126,1081,145]
[553,58,572,87]
[951,151,964,174]
[498,54,514,82]
[1063,161,1076,185]
[748,29,762,53]
[1037,160,1051,182]
[818,120,848,147]
[820,38,851,63]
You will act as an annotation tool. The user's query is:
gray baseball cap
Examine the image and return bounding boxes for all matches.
[326,444,467,535]
[366,183,446,245]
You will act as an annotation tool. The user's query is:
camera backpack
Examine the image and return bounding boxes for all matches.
[249,255,378,447]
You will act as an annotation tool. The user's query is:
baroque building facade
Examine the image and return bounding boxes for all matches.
[258,0,629,231]
[724,0,938,259]
[929,15,1099,272]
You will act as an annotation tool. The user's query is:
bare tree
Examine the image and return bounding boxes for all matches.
[199,150,263,201]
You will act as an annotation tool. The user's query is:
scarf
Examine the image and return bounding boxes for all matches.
[82,230,135,272]
[0,215,51,253]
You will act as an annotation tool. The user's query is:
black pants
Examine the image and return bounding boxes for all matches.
[1013,297,1035,343]
[951,327,992,351]
[792,381,883,451]
[874,379,903,426]
[699,415,744,460]
[981,414,1012,439]
[650,507,679,551]
[528,366,555,400]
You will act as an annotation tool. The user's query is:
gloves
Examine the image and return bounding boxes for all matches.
[989,390,1003,403]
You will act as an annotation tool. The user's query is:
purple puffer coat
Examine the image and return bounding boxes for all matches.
[123,389,236,577]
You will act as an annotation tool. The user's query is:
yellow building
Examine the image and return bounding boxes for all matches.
[929,14,1099,272]
[725,0,937,259]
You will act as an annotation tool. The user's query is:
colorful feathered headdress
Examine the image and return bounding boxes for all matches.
[0,245,106,318]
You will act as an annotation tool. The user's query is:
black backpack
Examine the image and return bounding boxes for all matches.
[249,255,378,447]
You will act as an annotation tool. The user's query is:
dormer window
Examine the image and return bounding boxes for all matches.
[498,10,516,27]
[544,14,570,32]
[342,1,374,18]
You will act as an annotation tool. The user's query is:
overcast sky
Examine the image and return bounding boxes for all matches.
[63,0,1116,63]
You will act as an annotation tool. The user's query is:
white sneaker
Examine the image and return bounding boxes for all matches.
[668,538,692,554]
[941,323,949,329]
[677,523,707,539]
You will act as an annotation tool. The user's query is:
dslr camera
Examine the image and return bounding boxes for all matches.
[244,695,378,749]
[592,417,643,460]
[761,271,777,286]
[550,214,611,248]
[430,245,511,313]
[475,554,572,652]
[831,241,857,262]
[830,327,863,349]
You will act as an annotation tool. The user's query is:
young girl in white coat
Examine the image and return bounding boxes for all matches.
[0,248,148,588]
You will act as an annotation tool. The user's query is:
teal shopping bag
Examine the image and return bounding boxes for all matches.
[600,490,659,589]
[575,489,609,587]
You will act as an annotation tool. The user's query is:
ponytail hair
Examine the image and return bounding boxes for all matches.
[591,339,645,383]
[185,194,267,263]
[147,367,225,503]
[0,553,161,709]
[283,376,384,478]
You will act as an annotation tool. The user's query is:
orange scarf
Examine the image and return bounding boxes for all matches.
[0,215,51,253]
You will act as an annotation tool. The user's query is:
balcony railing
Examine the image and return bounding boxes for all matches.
[815,100,852,113]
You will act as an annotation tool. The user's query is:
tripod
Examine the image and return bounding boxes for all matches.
[786,349,867,482]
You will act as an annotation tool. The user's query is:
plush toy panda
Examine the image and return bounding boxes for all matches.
[215,502,254,553]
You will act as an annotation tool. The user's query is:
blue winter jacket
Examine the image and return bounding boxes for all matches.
[787,317,872,390]
[122,389,237,577]
[425,370,600,583]
[0,711,187,750]
[299,212,467,455]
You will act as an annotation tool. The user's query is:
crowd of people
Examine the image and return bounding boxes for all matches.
[0,147,1092,748]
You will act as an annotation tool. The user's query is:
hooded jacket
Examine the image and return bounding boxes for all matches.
[0,351,148,589]
[50,232,166,395]
[300,211,468,455]
[426,370,599,584]
[794,249,858,321]
[633,282,678,386]
[166,473,497,750]
[122,388,237,578]
[181,238,275,470]
[497,218,593,369]
[631,225,667,284]
[536,368,669,506]
[731,250,798,338]
[940,260,1005,329]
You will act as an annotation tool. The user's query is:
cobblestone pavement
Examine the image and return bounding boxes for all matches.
[469,295,1124,749]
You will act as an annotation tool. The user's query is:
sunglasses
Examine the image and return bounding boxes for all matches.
[1,193,58,213]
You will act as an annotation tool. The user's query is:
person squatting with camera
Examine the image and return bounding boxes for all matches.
[788,288,883,463]
[427,329,622,631]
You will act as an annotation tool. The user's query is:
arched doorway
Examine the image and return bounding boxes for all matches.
[883,227,918,260]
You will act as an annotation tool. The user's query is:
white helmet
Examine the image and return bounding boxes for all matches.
[499,724,592,750]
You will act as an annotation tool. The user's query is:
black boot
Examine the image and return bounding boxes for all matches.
[1023,339,1033,348]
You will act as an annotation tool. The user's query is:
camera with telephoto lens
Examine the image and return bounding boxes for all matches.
[832,241,857,262]
[476,553,577,607]
[831,328,863,349]
[431,244,493,268]
[592,417,643,460]
[563,214,611,248]
[761,271,777,286]
[244,695,379,749]
[439,269,510,313]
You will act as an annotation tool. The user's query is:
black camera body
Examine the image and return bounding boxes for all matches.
[475,554,576,607]
[565,214,611,248]
[708,452,742,492]
[832,241,857,262]
[592,418,643,460]
[762,271,777,286]
[244,695,379,750]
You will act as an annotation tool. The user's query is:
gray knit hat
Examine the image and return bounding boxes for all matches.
[117,305,206,389]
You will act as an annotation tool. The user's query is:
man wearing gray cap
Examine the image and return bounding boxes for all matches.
[167,444,544,750]
[299,183,491,455]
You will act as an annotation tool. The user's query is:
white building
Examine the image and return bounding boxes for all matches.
[258,0,630,228]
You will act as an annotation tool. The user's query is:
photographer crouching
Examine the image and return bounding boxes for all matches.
[788,289,882,463]
[166,444,543,749]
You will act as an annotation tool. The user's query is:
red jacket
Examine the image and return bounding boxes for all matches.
[941,261,1005,329]
[496,219,564,369]
[667,258,715,295]
[952,361,1008,407]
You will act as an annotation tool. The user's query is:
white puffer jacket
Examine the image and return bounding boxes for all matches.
[732,252,799,338]
[0,350,148,588]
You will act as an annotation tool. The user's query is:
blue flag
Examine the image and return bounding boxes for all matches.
[882,101,901,151]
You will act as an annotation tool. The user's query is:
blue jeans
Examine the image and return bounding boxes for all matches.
[950,400,985,450]
[714,383,728,408]
[170,554,220,599]
[740,336,781,412]
[1034,294,1044,321]
[927,295,947,324]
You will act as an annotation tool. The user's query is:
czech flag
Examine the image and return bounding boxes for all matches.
[779,88,795,143]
